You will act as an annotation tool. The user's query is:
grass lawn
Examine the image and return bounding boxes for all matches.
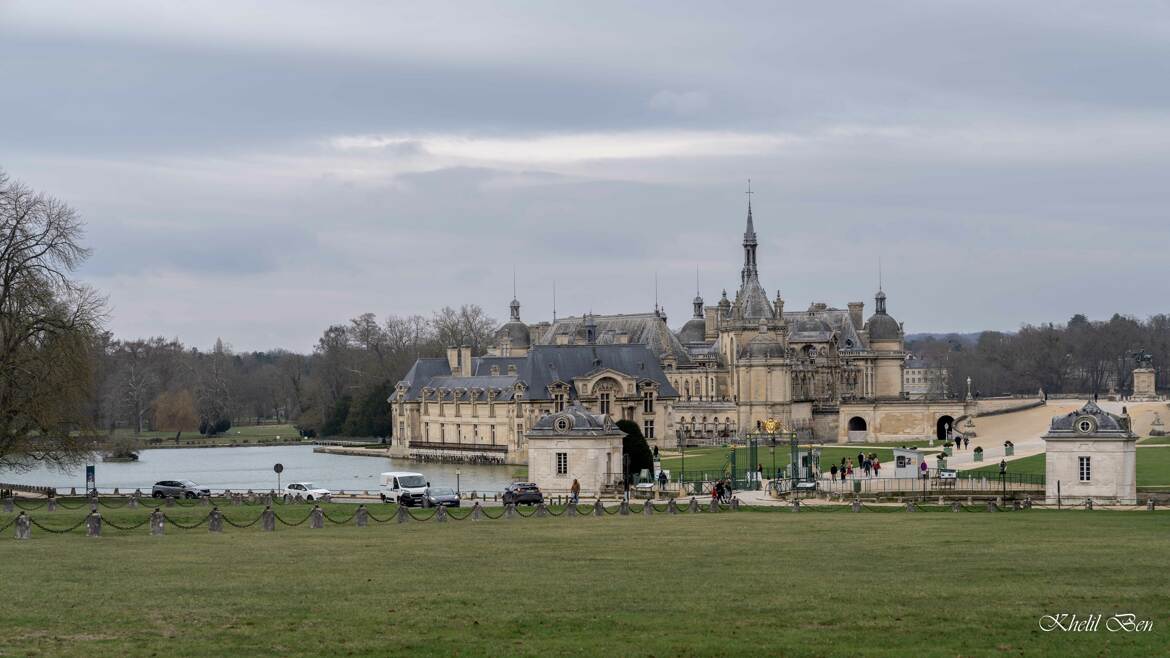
[1139,436,1170,445]
[963,449,1170,489]
[2,503,1169,656]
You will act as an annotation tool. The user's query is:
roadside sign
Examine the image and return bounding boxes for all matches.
[274,463,283,491]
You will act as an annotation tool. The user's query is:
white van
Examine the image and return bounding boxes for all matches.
[379,471,429,506]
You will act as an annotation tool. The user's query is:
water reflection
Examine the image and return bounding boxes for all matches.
[0,445,517,493]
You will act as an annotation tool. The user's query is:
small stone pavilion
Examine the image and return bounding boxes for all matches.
[1042,401,1137,505]
[527,405,624,497]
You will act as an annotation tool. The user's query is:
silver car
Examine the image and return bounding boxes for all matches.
[151,480,210,499]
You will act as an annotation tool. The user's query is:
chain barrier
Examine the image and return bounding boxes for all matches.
[514,506,537,518]
[273,511,312,527]
[164,514,210,530]
[406,508,437,522]
[104,516,152,531]
[444,508,473,521]
[366,509,395,523]
[29,517,89,534]
[53,500,86,510]
[13,499,47,511]
[601,503,619,515]
[480,507,505,520]
[221,512,263,526]
[0,516,17,533]
[545,505,566,517]
[323,510,358,525]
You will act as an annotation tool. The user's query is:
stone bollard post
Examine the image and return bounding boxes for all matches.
[200,495,210,507]
[643,500,654,516]
[951,501,962,512]
[505,503,518,519]
[472,502,484,520]
[688,497,699,513]
[565,501,578,517]
[248,493,257,505]
[15,512,30,540]
[86,512,102,537]
[938,496,945,506]
[113,488,120,495]
[668,498,679,515]
[396,505,409,524]
[356,505,369,527]
[294,494,304,505]
[309,506,324,529]
[593,500,604,517]
[209,507,223,533]
[69,487,77,496]
[433,505,448,522]
[707,498,719,513]
[262,506,275,532]
[283,494,292,504]
[166,496,175,508]
[987,501,998,512]
[906,502,916,512]
[966,496,973,505]
[852,500,862,513]
[129,494,139,509]
[1085,499,1093,511]
[1148,499,1156,511]
[995,496,1003,508]
[322,494,332,504]
[1012,500,1022,511]
[150,509,164,536]
[535,503,549,518]
[791,500,801,512]
[619,500,630,516]
[2,497,12,513]
[89,495,98,511]
[47,497,56,512]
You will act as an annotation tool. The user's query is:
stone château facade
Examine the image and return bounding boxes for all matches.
[391,193,967,464]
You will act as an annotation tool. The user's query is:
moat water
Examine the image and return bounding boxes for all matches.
[0,445,516,494]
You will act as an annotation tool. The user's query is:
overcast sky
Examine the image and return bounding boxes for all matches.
[2,1,1168,352]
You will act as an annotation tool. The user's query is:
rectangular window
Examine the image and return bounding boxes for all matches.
[644,419,655,439]
[643,391,654,413]
[554,393,566,413]
[556,452,568,475]
[1079,456,1091,482]
[424,422,430,441]
[599,392,611,415]
[490,425,496,445]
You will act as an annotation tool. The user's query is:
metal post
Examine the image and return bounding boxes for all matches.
[456,469,461,497]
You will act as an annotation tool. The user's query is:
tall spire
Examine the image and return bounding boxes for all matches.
[741,179,759,285]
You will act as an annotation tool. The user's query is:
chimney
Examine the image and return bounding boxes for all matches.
[459,345,473,377]
[446,347,460,374]
[848,302,864,329]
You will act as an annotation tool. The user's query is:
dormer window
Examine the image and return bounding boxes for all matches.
[554,392,566,413]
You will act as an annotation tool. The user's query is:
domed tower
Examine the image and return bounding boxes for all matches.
[494,297,531,356]
[864,289,905,398]
[734,319,792,430]
[677,293,708,344]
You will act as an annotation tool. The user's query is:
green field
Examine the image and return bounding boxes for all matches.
[1,502,1168,656]
[965,449,1170,488]
[106,423,306,447]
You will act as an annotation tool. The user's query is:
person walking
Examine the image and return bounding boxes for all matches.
[570,478,581,504]
[657,469,667,491]
[963,435,970,450]
[846,458,854,479]
[830,464,838,480]
[863,458,871,478]
[757,463,764,483]
[873,458,881,477]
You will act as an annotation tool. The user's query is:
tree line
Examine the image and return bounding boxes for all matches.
[908,313,1170,398]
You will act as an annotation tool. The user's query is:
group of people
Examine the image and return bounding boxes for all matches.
[710,478,734,503]
[950,435,972,449]
[828,452,882,480]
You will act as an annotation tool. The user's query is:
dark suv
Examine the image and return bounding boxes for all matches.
[502,482,543,506]
[152,480,210,499]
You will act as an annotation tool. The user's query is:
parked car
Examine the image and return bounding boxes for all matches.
[285,482,331,500]
[422,487,460,508]
[379,471,429,506]
[151,480,210,499]
[502,482,543,506]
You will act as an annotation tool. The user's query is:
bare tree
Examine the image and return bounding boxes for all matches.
[0,170,105,469]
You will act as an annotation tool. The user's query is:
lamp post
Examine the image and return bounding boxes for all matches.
[999,459,1007,500]
[456,468,461,497]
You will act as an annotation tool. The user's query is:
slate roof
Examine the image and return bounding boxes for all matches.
[396,344,679,403]
[535,312,691,365]
[1045,401,1134,437]
[781,307,868,351]
[528,405,620,436]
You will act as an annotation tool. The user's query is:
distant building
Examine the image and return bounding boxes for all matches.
[1042,401,1137,505]
[526,405,624,497]
[392,191,969,458]
[903,354,948,399]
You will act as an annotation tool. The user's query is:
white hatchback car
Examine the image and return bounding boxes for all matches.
[285,482,330,500]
